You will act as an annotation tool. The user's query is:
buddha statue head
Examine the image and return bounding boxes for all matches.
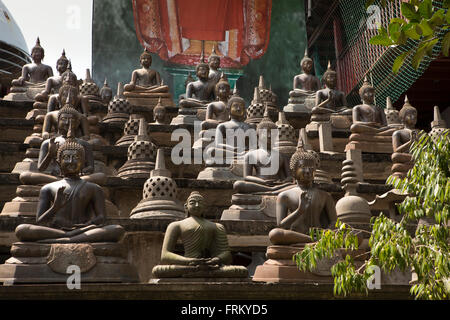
[300,49,313,75]
[289,141,319,187]
[399,96,417,129]
[196,52,210,81]
[208,46,220,70]
[100,78,113,104]
[57,106,81,136]
[215,74,230,100]
[359,76,375,105]
[31,37,44,63]
[56,49,69,74]
[61,67,78,87]
[58,80,79,108]
[140,48,152,68]
[322,61,337,90]
[184,191,206,217]
[227,95,246,122]
[56,138,85,177]
[153,97,166,123]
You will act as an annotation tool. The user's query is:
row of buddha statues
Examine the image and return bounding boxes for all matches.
[0,37,448,284]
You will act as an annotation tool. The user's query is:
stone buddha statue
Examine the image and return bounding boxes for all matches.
[0,138,138,284]
[292,49,321,93]
[21,106,105,186]
[34,49,69,103]
[313,62,351,116]
[5,38,54,102]
[208,45,222,85]
[42,73,90,141]
[346,77,397,153]
[210,95,251,161]
[179,55,216,110]
[284,50,320,113]
[202,74,231,129]
[15,138,123,243]
[269,143,337,245]
[123,48,166,93]
[152,97,167,125]
[152,191,248,278]
[391,97,419,179]
[233,107,292,194]
[100,78,113,105]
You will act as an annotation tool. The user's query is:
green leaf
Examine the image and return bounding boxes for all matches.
[401,3,420,22]
[418,0,432,19]
[446,8,450,24]
[392,51,409,74]
[429,9,445,28]
[403,23,422,40]
[425,38,438,56]
[419,20,433,37]
[370,34,393,46]
[411,43,427,70]
[442,31,450,57]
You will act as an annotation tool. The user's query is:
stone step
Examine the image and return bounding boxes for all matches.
[0,100,33,119]
[0,118,34,143]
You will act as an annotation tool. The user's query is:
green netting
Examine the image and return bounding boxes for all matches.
[338,0,446,108]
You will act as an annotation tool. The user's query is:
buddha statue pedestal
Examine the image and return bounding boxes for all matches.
[221,194,279,221]
[283,91,316,114]
[1,184,42,217]
[345,134,394,154]
[170,107,202,126]
[0,242,139,284]
[197,160,243,181]
[252,244,341,283]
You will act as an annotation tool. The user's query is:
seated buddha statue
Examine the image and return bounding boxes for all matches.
[152,191,248,278]
[202,74,231,130]
[269,143,337,245]
[233,107,292,194]
[285,50,321,113]
[43,69,90,140]
[346,77,397,152]
[207,94,252,162]
[15,138,123,244]
[34,49,69,102]
[6,38,53,101]
[123,48,168,93]
[179,55,216,109]
[391,97,419,179]
[208,46,222,86]
[292,49,321,94]
[313,62,352,117]
[21,106,105,186]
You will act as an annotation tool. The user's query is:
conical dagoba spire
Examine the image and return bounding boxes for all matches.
[386,96,393,110]
[232,81,239,96]
[258,75,265,89]
[116,82,124,98]
[85,69,92,83]
[252,87,260,102]
[151,148,171,178]
[263,103,270,118]
[431,105,446,128]
[277,111,288,125]
[135,118,148,141]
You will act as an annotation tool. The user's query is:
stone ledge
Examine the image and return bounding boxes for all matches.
[0,282,412,300]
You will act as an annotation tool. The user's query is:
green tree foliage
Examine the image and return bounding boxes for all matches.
[366,0,450,73]
[294,132,450,299]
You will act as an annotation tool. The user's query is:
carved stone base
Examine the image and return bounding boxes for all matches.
[152,264,248,279]
[197,166,242,181]
[252,245,340,283]
[117,160,155,179]
[101,113,129,125]
[0,242,139,284]
[130,198,185,220]
[3,87,44,102]
[221,194,277,221]
[345,141,393,154]
[11,159,38,174]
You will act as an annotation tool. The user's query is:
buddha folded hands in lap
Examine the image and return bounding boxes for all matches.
[15,138,123,244]
[152,191,248,278]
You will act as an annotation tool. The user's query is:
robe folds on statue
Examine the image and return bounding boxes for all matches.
[132,0,272,67]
